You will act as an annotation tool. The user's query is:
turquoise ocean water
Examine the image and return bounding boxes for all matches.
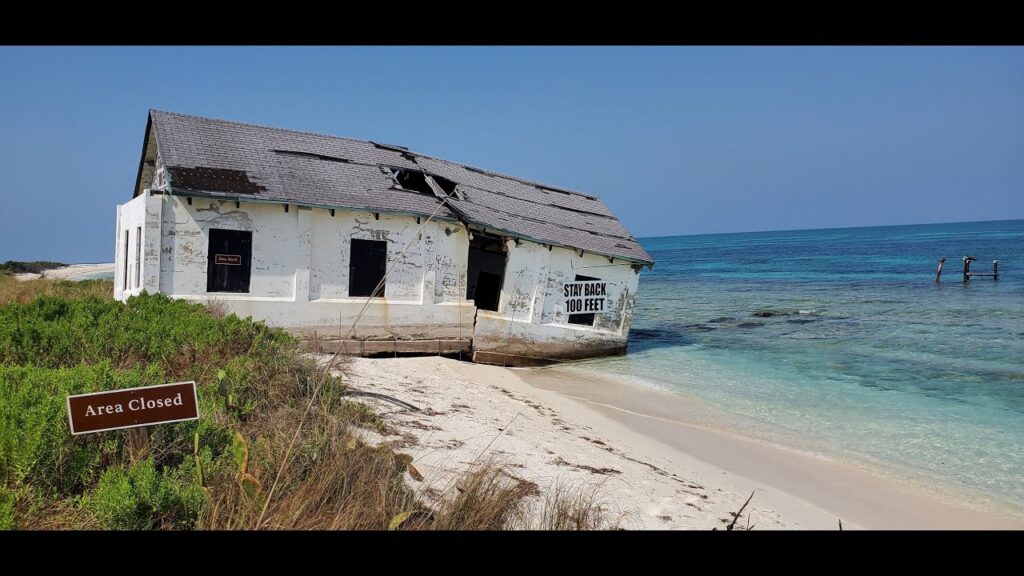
[569,219,1024,511]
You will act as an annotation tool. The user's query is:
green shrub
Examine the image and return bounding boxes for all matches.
[0,290,322,529]
[87,458,204,530]
[0,292,295,375]
[0,261,65,275]
[0,364,143,496]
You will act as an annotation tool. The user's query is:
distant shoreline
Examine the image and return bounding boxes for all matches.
[14,262,114,282]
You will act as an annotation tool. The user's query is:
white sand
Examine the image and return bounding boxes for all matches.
[329,355,825,529]
[14,262,114,282]
[331,355,1023,530]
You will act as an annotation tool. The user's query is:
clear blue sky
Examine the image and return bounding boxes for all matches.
[1,46,1022,263]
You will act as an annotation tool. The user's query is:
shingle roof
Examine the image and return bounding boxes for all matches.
[144,109,653,265]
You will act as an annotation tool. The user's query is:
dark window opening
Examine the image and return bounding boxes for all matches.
[349,239,387,298]
[474,272,502,312]
[568,274,599,326]
[135,227,142,289]
[123,230,129,290]
[467,233,506,312]
[207,229,252,293]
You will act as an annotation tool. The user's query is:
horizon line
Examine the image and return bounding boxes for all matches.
[637,217,1024,241]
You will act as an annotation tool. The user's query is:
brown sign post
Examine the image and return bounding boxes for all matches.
[67,381,199,435]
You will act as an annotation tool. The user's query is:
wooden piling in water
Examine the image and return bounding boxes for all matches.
[959,256,1000,281]
[935,258,945,282]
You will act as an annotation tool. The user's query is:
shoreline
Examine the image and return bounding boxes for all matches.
[335,355,1023,529]
[520,364,1024,529]
[14,262,114,282]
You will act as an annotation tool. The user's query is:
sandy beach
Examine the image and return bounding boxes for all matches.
[331,355,1024,530]
[14,262,114,282]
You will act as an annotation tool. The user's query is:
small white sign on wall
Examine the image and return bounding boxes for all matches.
[563,280,607,314]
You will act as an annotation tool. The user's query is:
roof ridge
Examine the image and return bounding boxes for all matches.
[150,108,387,151]
[149,109,600,202]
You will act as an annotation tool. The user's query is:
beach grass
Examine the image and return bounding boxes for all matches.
[0,274,112,306]
[0,278,612,530]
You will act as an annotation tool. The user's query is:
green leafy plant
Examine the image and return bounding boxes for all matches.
[86,459,203,530]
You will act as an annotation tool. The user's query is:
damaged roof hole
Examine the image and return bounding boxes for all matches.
[536,184,597,201]
[168,166,265,195]
[550,204,614,219]
[463,166,492,176]
[371,142,409,153]
[387,168,434,196]
[273,149,350,163]
[432,175,459,197]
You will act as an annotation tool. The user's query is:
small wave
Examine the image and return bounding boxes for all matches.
[752,308,817,318]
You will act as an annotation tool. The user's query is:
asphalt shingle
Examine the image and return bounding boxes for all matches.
[146,110,653,265]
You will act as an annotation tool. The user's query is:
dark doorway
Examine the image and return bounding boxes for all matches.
[349,239,387,297]
[474,271,502,312]
[207,229,252,293]
[467,233,506,312]
[567,274,599,326]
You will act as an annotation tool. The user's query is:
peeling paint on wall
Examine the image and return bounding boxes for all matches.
[117,192,642,364]
[471,239,640,364]
[115,191,161,300]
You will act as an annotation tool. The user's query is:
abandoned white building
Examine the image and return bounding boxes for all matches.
[115,110,654,365]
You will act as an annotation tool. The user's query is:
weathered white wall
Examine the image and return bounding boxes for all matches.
[114,191,162,300]
[114,190,644,362]
[145,195,474,339]
[472,239,640,363]
[158,197,298,299]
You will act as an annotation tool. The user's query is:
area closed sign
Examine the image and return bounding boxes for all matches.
[563,280,607,314]
[67,381,199,435]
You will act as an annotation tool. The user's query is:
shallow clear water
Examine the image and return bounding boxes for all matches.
[571,220,1024,510]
